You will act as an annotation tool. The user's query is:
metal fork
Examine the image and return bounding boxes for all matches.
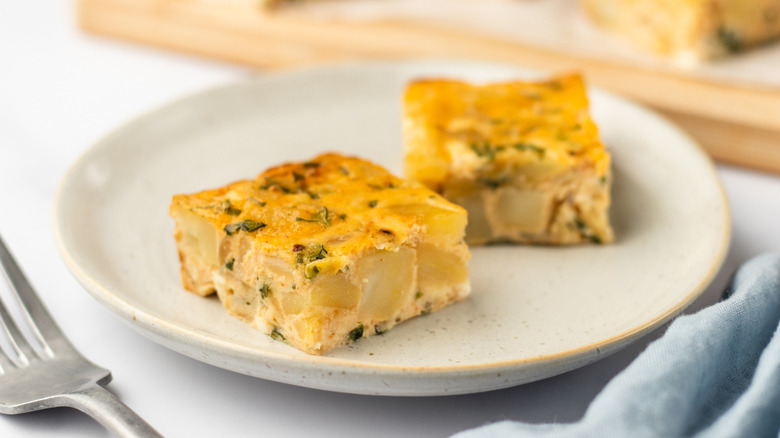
[0,236,162,437]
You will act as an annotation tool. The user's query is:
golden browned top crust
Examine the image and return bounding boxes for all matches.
[403,74,610,189]
[170,153,466,269]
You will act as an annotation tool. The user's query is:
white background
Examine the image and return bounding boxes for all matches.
[1,2,779,437]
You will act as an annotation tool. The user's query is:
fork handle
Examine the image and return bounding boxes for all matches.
[58,385,163,437]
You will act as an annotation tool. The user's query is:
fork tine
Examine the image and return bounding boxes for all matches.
[0,346,12,373]
[0,236,64,357]
[0,292,38,365]
[0,308,17,372]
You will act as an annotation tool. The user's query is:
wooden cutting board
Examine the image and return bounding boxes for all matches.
[77,0,780,173]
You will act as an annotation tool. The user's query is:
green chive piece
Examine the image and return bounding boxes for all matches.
[574,218,602,244]
[224,220,266,236]
[304,264,320,280]
[477,177,504,189]
[221,200,242,216]
[513,143,546,158]
[270,328,285,342]
[259,283,270,299]
[309,245,327,261]
[296,207,330,226]
[349,324,364,341]
[717,27,743,53]
[470,142,504,161]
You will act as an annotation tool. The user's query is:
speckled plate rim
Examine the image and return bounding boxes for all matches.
[52,59,730,396]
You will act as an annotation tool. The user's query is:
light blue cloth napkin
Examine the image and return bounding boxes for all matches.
[454,253,780,438]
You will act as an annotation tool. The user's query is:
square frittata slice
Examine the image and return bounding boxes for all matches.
[170,153,470,355]
[403,74,613,246]
[582,0,780,62]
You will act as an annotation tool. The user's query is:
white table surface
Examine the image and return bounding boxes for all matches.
[1,2,779,437]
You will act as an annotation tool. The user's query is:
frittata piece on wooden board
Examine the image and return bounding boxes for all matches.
[582,0,780,62]
[170,153,470,355]
[403,74,613,246]
[208,0,321,10]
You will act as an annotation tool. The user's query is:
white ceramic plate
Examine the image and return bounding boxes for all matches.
[53,60,729,396]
